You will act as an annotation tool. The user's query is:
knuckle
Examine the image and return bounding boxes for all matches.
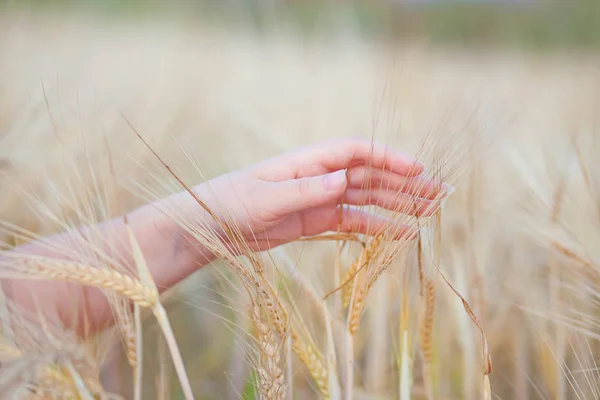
[346,165,367,185]
[254,207,282,224]
[296,177,312,197]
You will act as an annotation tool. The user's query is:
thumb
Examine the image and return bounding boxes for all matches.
[267,169,347,216]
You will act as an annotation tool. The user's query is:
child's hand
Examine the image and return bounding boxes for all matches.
[186,138,446,253]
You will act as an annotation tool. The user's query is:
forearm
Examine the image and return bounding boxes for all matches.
[1,186,216,335]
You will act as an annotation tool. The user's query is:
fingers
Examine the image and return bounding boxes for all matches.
[343,188,442,217]
[259,170,348,218]
[257,165,446,222]
[346,165,450,200]
[260,138,424,180]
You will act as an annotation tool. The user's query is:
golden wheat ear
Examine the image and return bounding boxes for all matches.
[273,248,342,399]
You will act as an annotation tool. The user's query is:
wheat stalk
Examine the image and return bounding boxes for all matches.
[124,218,195,400]
[483,374,491,400]
[399,272,413,400]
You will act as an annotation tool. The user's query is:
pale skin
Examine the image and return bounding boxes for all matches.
[3,138,447,336]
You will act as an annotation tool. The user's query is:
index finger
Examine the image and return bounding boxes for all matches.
[262,138,424,180]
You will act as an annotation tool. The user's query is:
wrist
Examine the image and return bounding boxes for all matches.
[128,190,218,292]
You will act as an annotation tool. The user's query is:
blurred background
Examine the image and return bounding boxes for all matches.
[5,0,600,48]
[2,0,600,399]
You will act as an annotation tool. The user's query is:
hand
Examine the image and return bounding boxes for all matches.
[1,138,450,336]
[186,138,448,254]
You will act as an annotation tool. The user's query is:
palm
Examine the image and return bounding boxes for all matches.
[248,203,343,251]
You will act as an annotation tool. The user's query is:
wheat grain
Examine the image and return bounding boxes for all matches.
[7,256,158,308]
[346,234,384,336]
[257,282,289,338]
[257,332,285,398]
[341,235,382,308]
[419,277,435,400]
[253,302,285,400]
[291,331,329,399]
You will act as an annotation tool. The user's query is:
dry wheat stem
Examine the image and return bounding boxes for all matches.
[399,328,412,400]
[298,233,363,243]
[133,304,142,400]
[65,361,95,400]
[123,216,149,400]
[432,259,492,375]
[483,374,491,400]
[399,274,413,400]
[548,176,568,400]
[124,217,194,400]
[152,303,195,400]
[285,333,293,400]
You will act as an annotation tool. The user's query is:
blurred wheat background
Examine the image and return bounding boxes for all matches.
[1,0,600,399]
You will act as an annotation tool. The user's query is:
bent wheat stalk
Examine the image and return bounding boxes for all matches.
[125,217,195,400]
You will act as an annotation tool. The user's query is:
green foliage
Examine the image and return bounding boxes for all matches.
[3,1,599,49]
[242,370,258,400]
[399,2,600,49]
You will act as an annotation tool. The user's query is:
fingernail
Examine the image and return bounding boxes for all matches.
[324,170,347,191]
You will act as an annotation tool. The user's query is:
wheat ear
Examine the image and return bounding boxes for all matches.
[347,234,384,336]
[419,277,435,400]
[253,301,285,400]
[291,331,330,399]
[274,248,341,398]
[7,257,157,306]
[343,238,372,400]
[337,235,381,308]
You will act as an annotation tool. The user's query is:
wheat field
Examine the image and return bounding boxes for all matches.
[1,7,600,400]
